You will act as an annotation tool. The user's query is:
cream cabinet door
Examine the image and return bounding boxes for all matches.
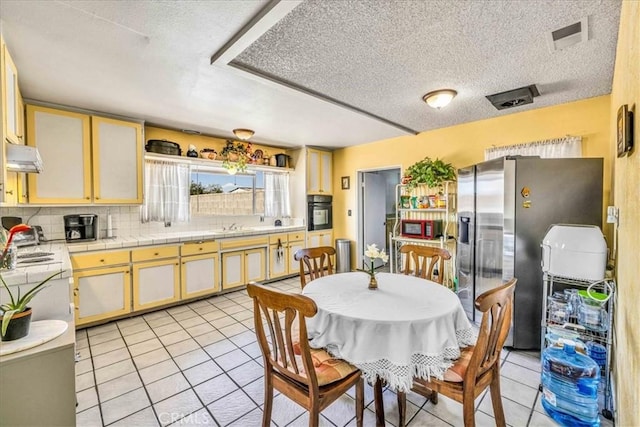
[320,151,333,194]
[269,244,288,279]
[92,116,143,204]
[133,259,180,310]
[74,266,131,326]
[181,253,219,299]
[288,240,305,275]
[245,248,266,283]
[26,105,91,203]
[307,231,334,248]
[2,43,21,144]
[307,149,321,193]
[222,251,244,289]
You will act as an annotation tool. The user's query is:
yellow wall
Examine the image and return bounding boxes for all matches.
[333,95,611,245]
[609,2,639,424]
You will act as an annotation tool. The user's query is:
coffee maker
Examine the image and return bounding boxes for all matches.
[64,214,98,242]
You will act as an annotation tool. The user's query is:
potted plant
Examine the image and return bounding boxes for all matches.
[402,156,456,191]
[0,270,64,341]
[221,140,252,173]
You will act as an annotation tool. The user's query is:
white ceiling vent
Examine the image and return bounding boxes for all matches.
[547,17,589,51]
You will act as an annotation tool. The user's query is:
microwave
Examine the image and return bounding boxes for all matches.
[400,219,444,240]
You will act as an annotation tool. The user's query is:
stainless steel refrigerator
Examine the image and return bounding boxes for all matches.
[456,156,603,349]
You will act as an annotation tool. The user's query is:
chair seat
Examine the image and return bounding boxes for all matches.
[293,342,359,386]
[414,345,475,384]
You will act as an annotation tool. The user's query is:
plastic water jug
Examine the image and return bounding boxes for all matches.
[541,343,601,427]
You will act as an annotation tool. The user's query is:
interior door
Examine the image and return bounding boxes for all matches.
[363,172,387,268]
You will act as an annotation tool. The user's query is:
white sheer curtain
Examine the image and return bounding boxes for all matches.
[264,172,291,217]
[141,160,191,223]
[484,136,582,160]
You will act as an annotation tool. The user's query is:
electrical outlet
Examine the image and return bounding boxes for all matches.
[606,206,619,224]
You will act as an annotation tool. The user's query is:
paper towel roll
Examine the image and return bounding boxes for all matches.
[106,213,113,238]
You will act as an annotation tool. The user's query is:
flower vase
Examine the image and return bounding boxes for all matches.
[368,274,378,290]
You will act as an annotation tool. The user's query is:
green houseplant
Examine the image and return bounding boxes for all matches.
[0,270,64,341]
[402,156,456,191]
[221,140,251,174]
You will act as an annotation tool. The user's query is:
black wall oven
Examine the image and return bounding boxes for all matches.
[307,195,332,231]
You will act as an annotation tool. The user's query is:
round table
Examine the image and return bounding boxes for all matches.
[302,272,474,392]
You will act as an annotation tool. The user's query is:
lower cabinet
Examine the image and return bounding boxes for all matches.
[73,265,131,326]
[181,252,220,299]
[222,248,266,290]
[306,230,334,248]
[288,233,306,275]
[71,250,131,327]
[132,258,180,311]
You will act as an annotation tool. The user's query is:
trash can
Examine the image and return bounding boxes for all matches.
[335,239,351,273]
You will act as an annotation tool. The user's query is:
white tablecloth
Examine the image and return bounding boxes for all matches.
[302,272,475,392]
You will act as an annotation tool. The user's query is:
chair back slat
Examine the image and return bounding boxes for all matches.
[399,245,451,284]
[294,246,336,288]
[247,283,319,388]
[466,278,516,381]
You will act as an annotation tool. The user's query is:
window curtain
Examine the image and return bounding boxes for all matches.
[141,160,191,223]
[484,136,582,160]
[264,172,291,217]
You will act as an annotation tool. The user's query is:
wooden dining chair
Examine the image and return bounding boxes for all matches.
[399,244,451,284]
[396,278,517,427]
[246,282,364,427]
[293,246,336,288]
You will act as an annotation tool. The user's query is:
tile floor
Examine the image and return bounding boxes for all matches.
[75,277,612,426]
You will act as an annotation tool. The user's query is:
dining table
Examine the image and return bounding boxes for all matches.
[301,271,475,426]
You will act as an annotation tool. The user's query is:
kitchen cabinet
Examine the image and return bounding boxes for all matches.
[269,233,288,279]
[71,250,131,326]
[181,241,220,299]
[0,38,23,205]
[306,230,334,248]
[25,104,142,204]
[287,232,306,275]
[2,40,22,145]
[220,236,268,290]
[307,148,333,194]
[132,246,180,311]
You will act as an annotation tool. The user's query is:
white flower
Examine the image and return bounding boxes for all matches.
[364,244,379,258]
[364,243,388,263]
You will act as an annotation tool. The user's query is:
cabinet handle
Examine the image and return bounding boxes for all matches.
[74,306,79,310]
[86,196,90,200]
[100,259,105,263]
[5,190,13,195]
[125,270,130,275]
[95,197,100,200]
[17,135,23,139]
[199,247,203,251]
[154,252,159,256]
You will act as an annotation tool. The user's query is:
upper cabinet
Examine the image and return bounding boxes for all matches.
[1,38,24,205]
[25,105,143,204]
[2,41,22,145]
[306,148,332,195]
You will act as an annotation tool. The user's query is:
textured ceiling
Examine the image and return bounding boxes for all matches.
[0,0,622,148]
[234,0,622,133]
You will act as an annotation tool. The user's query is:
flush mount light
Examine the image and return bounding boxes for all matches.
[422,89,457,109]
[232,128,255,140]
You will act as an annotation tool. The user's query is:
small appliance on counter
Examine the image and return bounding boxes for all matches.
[64,214,98,242]
[1,216,43,247]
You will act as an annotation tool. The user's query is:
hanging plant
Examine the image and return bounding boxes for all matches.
[402,156,456,191]
[221,140,251,173]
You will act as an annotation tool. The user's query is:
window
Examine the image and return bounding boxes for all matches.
[190,169,264,216]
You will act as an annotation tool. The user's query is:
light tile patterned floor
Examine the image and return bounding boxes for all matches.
[75,277,610,426]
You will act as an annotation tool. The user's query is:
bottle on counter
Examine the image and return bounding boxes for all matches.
[0,242,17,270]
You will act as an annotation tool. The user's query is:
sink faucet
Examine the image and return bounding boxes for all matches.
[227,223,237,231]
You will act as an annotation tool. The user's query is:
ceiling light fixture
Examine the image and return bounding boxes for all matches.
[422,89,457,109]
[232,128,255,140]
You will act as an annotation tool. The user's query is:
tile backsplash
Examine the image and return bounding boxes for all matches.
[1,206,302,242]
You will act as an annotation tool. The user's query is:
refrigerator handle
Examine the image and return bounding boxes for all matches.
[459,217,470,244]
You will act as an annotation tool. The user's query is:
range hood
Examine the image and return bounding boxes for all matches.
[5,144,43,173]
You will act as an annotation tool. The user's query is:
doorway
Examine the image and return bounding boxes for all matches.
[357,167,401,270]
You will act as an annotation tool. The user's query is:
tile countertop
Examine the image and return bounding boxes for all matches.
[66,225,307,253]
[0,242,72,286]
[1,226,306,286]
